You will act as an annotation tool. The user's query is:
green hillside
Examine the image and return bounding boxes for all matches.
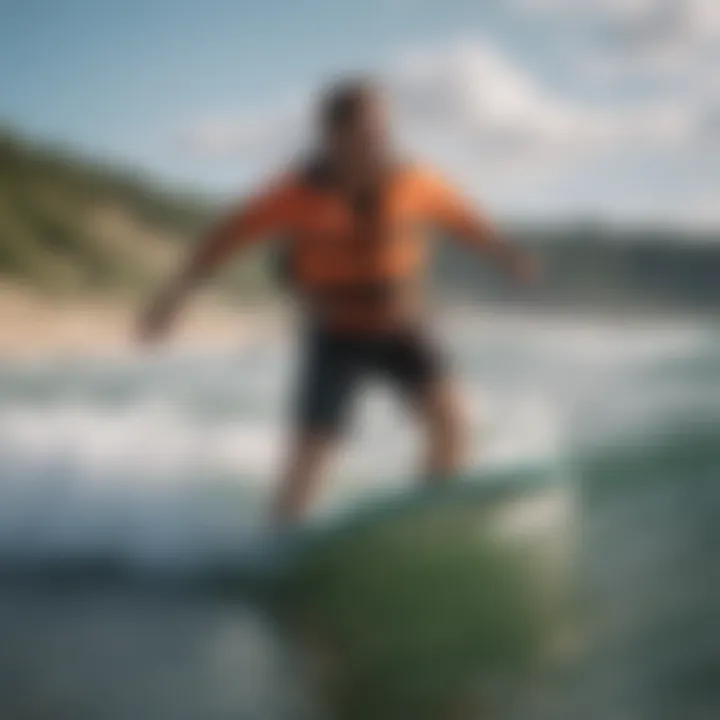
[1,128,719,312]
[0,130,213,295]
[435,223,720,313]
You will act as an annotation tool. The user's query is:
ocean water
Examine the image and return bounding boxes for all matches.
[0,312,718,719]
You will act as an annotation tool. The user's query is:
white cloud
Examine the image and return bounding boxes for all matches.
[643,190,720,232]
[684,194,720,230]
[177,36,716,226]
[515,0,720,76]
[515,0,658,21]
[183,39,695,171]
[181,98,311,162]
[389,41,694,162]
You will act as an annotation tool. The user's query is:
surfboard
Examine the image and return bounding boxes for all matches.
[267,466,576,719]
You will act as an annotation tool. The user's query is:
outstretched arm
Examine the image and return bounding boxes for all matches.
[138,177,296,343]
[421,169,538,283]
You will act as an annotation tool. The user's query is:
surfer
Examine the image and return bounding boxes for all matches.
[139,78,538,526]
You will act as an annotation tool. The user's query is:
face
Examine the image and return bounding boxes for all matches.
[329,92,392,174]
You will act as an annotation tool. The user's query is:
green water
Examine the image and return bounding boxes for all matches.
[0,315,718,719]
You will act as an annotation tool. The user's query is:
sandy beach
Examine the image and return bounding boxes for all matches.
[0,288,284,361]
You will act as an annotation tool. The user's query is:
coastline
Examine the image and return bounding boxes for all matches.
[0,288,285,361]
[0,288,705,362]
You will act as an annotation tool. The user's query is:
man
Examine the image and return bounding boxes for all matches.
[139,79,537,527]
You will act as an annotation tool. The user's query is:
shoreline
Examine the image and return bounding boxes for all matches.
[0,289,286,362]
[0,290,707,362]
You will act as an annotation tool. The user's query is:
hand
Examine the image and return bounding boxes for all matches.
[137,289,179,345]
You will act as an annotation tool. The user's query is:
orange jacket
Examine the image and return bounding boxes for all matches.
[194,161,497,331]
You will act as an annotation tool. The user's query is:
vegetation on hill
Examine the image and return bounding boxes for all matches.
[1,128,718,312]
[0,130,275,300]
[0,129,216,295]
[435,223,720,313]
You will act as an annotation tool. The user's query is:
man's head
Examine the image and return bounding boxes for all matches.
[318,78,391,178]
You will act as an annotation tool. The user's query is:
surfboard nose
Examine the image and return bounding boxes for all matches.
[272,469,579,720]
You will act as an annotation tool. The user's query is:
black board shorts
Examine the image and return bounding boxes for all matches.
[294,323,448,436]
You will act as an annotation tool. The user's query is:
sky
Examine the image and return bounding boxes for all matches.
[1,0,719,227]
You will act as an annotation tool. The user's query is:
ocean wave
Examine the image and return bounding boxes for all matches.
[0,317,713,574]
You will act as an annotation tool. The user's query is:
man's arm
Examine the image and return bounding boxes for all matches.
[138,177,296,343]
[420,168,538,283]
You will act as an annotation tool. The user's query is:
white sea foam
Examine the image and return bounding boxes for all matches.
[0,315,712,567]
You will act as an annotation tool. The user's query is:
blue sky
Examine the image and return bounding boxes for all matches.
[1,0,719,226]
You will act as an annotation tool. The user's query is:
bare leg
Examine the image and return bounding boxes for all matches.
[272,432,338,528]
[418,378,468,486]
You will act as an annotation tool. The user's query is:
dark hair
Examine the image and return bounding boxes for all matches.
[319,77,380,135]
